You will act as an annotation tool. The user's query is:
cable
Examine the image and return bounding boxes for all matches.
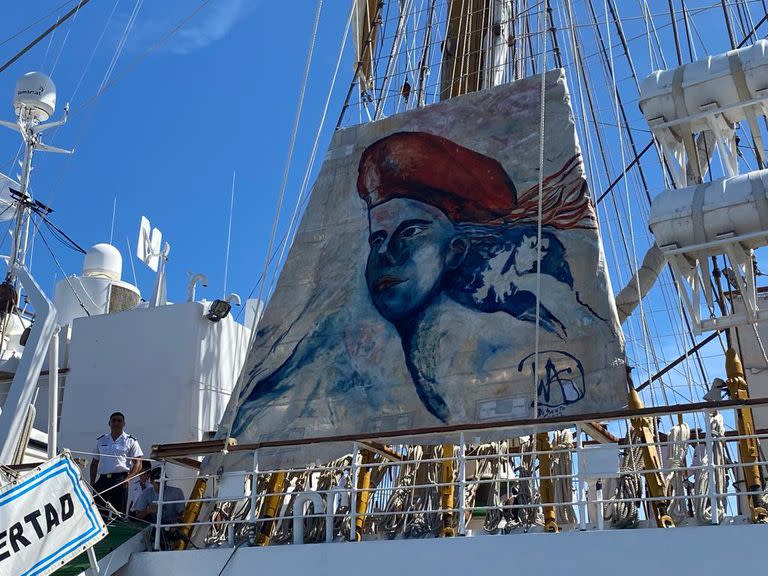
[223,171,235,297]
[0,0,93,76]
[214,538,247,576]
[68,0,124,106]
[0,1,76,50]
[80,0,212,109]
[29,217,90,316]
[41,216,86,254]
[46,0,215,204]
[46,0,86,78]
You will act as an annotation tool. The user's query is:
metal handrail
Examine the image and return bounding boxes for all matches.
[150,397,768,459]
[147,405,768,550]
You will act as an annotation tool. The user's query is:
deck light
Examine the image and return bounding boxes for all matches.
[206,299,231,322]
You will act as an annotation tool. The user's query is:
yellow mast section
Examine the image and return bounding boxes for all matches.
[440,0,491,100]
[725,349,768,524]
[354,0,381,95]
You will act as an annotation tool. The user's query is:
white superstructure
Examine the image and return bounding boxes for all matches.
[58,299,250,467]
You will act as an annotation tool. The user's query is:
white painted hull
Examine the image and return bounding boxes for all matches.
[116,523,766,576]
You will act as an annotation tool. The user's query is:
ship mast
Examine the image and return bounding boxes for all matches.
[0,73,72,464]
[0,73,73,283]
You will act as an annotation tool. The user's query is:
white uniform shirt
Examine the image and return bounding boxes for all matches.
[94,432,143,475]
[127,476,150,513]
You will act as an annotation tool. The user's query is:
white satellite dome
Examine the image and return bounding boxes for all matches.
[14,72,56,123]
[0,173,18,222]
[83,243,122,281]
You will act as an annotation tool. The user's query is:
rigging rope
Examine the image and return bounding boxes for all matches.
[532,0,549,427]
[99,0,145,96]
[693,413,730,522]
[381,445,423,538]
[246,0,323,353]
[693,413,730,523]
[604,0,671,413]
[263,0,357,305]
[665,422,691,522]
[479,442,508,533]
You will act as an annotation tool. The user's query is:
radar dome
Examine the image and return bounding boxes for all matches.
[14,72,56,123]
[83,243,122,281]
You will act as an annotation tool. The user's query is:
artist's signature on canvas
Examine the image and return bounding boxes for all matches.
[518,350,585,417]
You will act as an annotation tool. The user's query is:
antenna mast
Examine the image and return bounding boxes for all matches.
[0,72,73,285]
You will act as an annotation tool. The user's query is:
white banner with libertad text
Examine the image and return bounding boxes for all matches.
[0,454,107,576]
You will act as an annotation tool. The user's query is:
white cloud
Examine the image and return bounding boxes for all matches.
[128,0,254,56]
[163,0,246,55]
[164,0,247,55]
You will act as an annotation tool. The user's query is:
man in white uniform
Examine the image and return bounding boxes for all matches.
[90,411,143,517]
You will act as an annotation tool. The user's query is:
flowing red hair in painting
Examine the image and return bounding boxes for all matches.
[505,155,596,230]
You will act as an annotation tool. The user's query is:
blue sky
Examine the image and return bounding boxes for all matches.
[0,0,352,308]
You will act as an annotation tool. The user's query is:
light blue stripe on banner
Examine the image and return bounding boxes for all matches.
[22,465,103,576]
[1,458,104,576]
[21,461,103,576]
[64,464,100,529]
[22,525,101,576]
[0,459,69,507]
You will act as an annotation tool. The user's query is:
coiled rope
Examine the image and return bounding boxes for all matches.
[551,430,577,525]
[693,413,729,523]
[665,422,691,522]
[608,436,643,529]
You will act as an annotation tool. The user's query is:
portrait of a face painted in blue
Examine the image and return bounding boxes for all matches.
[366,198,463,322]
[357,132,601,423]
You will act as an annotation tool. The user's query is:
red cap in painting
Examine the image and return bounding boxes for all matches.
[357,132,517,223]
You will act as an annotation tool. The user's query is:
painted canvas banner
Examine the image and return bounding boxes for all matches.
[0,454,107,576]
[222,70,626,460]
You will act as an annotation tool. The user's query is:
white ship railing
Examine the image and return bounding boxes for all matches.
[145,399,768,550]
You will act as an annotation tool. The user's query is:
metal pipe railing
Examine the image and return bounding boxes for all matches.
[145,406,768,549]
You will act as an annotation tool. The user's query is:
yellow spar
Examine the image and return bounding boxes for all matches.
[536,432,560,533]
[724,349,768,524]
[353,449,375,541]
[439,443,455,537]
[627,387,675,528]
[254,471,287,546]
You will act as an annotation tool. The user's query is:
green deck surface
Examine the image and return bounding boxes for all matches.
[54,521,146,576]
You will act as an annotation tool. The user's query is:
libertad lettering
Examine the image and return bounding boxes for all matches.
[0,493,74,562]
